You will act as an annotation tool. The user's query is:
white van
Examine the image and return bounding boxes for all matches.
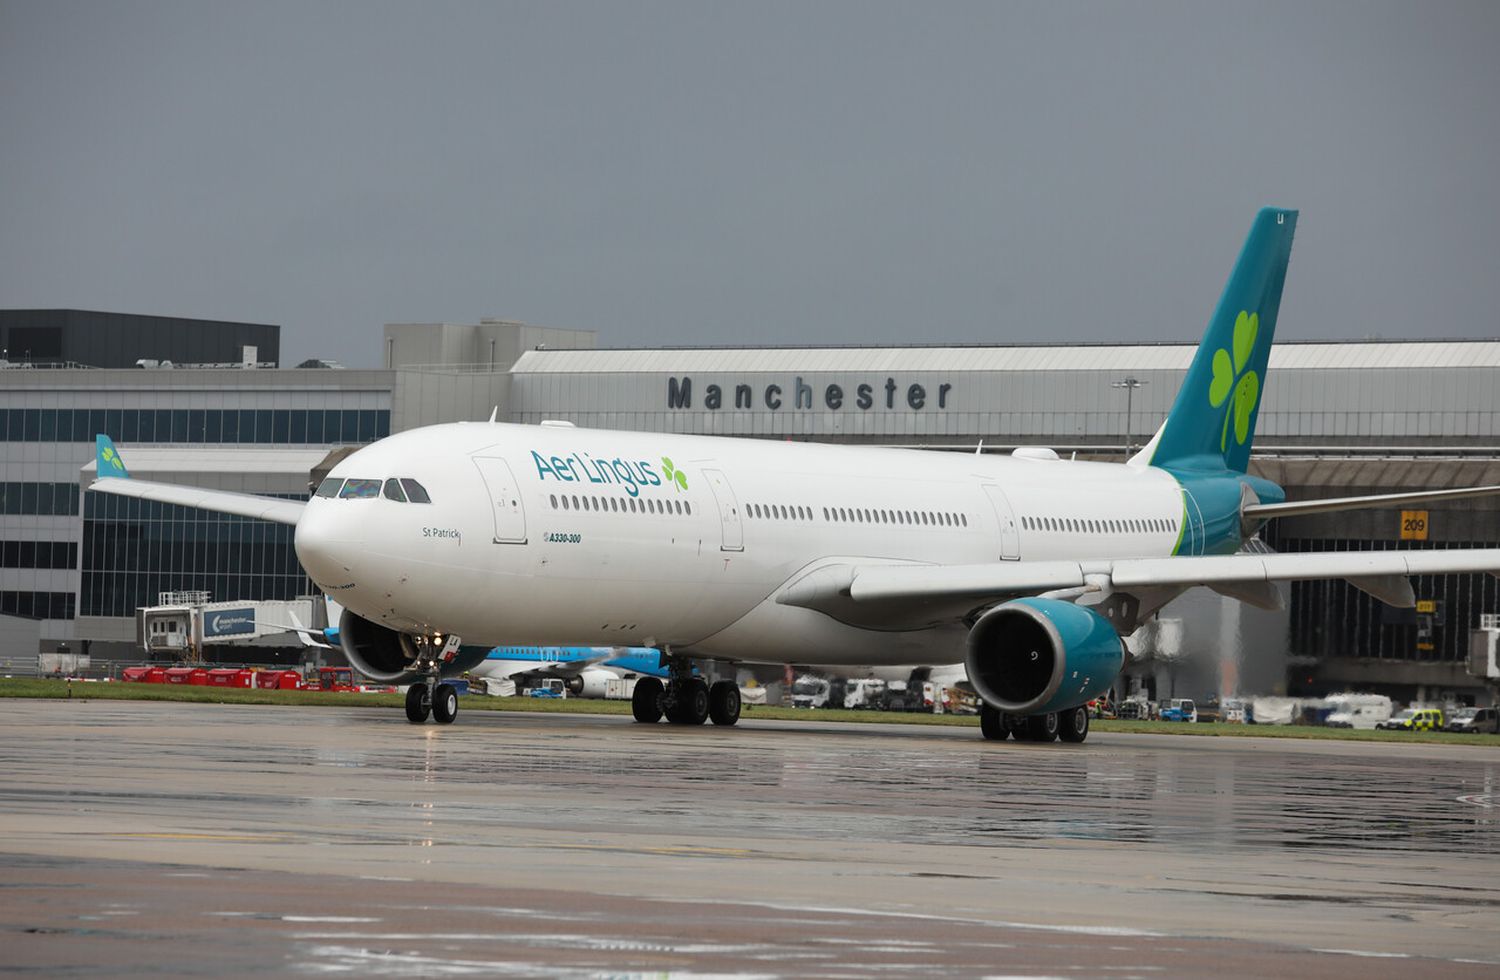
[1324,694,1392,730]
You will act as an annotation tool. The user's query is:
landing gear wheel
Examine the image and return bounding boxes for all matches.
[632,677,664,724]
[405,684,431,724]
[1026,712,1060,742]
[708,680,741,726]
[667,678,710,725]
[432,683,459,724]
[1058,706,1090,743]
[979,704,1009,741]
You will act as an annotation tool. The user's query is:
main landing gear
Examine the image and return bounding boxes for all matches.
[631,653,740,727]
[979,704,1090,743]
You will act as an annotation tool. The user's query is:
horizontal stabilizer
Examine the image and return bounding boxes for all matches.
[1244,485,1500,520]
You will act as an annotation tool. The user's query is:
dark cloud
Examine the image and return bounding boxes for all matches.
[2,1,1497,365]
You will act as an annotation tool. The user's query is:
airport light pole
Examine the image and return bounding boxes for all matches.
[1111,377,1147,457]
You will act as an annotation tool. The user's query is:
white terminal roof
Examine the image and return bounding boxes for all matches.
[512,340,1500,374]
[80,448,330,477]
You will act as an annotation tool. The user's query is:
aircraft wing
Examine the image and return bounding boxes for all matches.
[89,476,305,526]
[778,550,1500,629]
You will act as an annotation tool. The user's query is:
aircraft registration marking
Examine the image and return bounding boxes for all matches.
[544,532,582,544]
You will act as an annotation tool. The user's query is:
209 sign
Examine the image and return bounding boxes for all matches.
[1400,510,1429,541]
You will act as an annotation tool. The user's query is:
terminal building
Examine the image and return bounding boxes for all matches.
[2,309,1496,703]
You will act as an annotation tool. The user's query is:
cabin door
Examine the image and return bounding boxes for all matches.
[472,456,528,544]
[701,468,744,552]
[981,484,1021,560]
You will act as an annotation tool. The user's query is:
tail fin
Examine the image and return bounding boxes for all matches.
[96,434,129,479]
[1141,207,1297,473]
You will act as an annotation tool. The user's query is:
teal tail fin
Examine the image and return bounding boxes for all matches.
[96,434,129,479]
[1140,207,1298,473]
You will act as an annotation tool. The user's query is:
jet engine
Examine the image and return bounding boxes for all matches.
[965,597,1124,716]
[338,609,490,684]
[563,668,619,699]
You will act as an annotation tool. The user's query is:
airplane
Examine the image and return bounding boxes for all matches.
[470,645,673,698]
[285,608,670,705]
[88,208,1500,743]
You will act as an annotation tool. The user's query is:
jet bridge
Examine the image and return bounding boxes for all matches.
[137,592,329,662]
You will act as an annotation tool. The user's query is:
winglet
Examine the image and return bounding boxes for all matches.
[96,434,129,479]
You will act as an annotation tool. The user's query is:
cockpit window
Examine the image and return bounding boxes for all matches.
[382,478,407,502]
[314,477,343,498]
[338,478,382,500]
[399,478,432,504]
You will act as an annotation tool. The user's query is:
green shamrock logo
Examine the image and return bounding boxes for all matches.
[1208,310,1261,452]
[660,456,688,492]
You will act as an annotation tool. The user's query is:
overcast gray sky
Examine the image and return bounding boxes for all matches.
[2,1,1497,367]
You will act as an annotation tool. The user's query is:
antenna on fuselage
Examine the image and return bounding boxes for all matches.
[975,440,984,456]
[488,406,498,423]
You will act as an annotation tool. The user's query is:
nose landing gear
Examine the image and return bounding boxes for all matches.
[403,635,460,725]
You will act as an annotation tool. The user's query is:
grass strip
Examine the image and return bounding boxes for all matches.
[3,678,1496,745]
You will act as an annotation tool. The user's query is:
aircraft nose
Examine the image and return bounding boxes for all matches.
[295,508,358,587]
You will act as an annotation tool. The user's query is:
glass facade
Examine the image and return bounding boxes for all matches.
[1268,527,1500,667]
[1,541,76,569]
[0,591,74,619]
[0,482,80,515]
[0,408,389,444]
[81,493,311,619]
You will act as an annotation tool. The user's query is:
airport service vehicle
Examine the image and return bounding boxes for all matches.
[315,666,356,692]
[86,209,1500,743]
[880,679,937,712]
[1324,694,1393,730]
[789,675,832,709]
[1445,706,1499,734]
[842,678,887,710]
[1377,708,1445,731]
[1160,698,1197,723]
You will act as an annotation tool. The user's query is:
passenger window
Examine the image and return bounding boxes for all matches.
[562,496,570,510]
[314,477,343,498]
[685,502,691,515]
[550,494,558,509]
[961,514,967,527]
[382,478,407,502]
[399,479,432,504]
[338,479,381,499]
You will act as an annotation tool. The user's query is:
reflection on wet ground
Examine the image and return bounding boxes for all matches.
[2,700,1498,976]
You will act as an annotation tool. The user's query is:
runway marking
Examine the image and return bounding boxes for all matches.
[108,832,301,843]
[1456,794,1496,808]
[553,842,756,858]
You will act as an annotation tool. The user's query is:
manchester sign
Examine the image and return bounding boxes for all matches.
[667,376,952,412]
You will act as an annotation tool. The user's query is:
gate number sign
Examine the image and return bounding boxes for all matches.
[1401,510,1429,540]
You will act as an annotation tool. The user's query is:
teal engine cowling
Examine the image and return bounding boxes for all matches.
[964,598,1124,715]
[338,609,490,684]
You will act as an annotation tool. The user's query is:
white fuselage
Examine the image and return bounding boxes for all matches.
[295,422,1185,666]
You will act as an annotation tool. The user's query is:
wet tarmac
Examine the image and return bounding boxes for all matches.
[2,699,1499,976]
